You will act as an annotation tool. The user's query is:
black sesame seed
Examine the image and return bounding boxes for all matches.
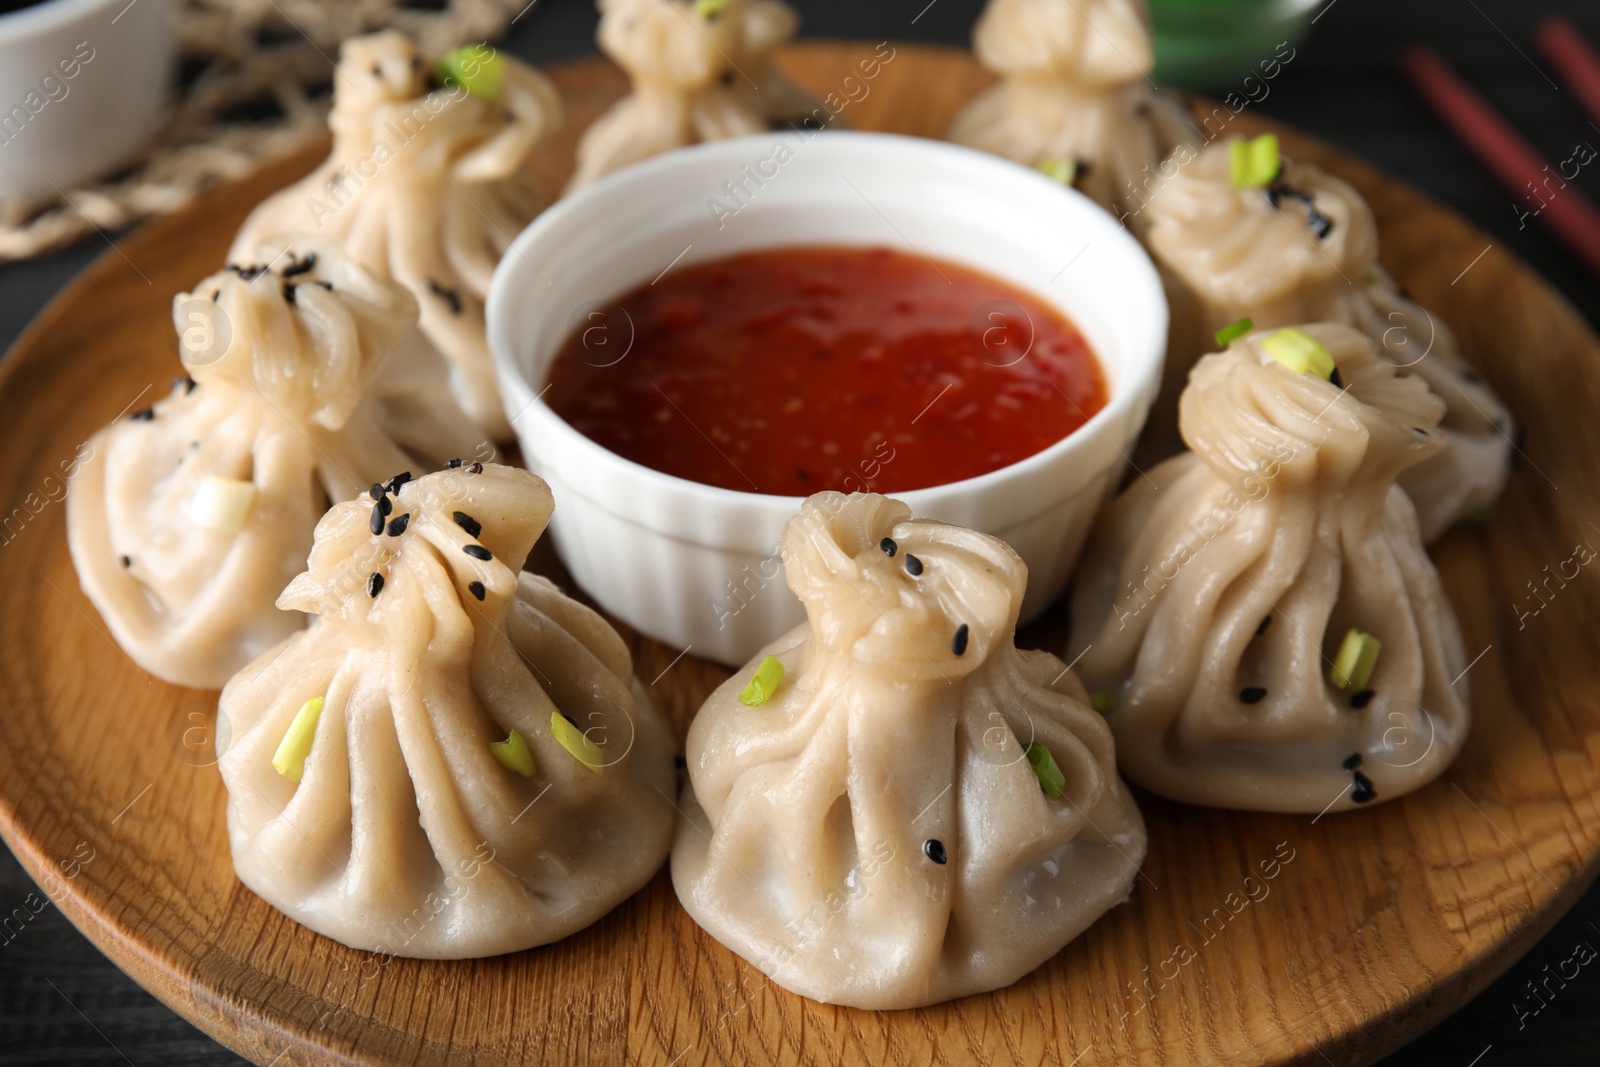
[1329,367,1344,390]
[1256,615,1272,636]
[120,555,132,569]
[923,839,947,865]
[1343,752,1363,771]
[463,544,492,561]
[1351,771,1377,803]
[368,572,384,598]
[453,511,482,538]
[426,279,463,315]
[1240,687,1267,704]
[369,483,385,502]
[468,580,485,601]
[283,283,297,305]
[385,471,412,493]
[386,513,410,537]
[904,553,924,576]
[129,407,155,421]
[447,458,463,469]
[880,537,897,557]
[370,503,386,536]
[173,375,197,394]
[465,462,483,474]
[1307,210,1334,240]
[952,624,969,656]
[211,290,220,303]
[377,495,392,517]
[1350,689,1375,709]
[283,252,316,277]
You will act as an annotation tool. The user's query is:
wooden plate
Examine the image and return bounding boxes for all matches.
[2,42,1596,1067]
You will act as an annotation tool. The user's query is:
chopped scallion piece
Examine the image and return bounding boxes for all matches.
[1214,317,1254,347]
[1037,157,1077,186]
[490,729,536,777]
[693,0,727,18]
[1230,133,1281,189]
[738,654,784,706]
[551,711,604,774]
[1025,742,1066,800]
[1089,691,1117,715]
[436,44,504,101]
[271,696,325,782]
[1262,328,1336,381]
[1330,628,1382,691]
[189,476,257,534]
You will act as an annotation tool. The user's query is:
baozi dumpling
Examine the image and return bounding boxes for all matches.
[1145,137,1515,539]
[231,30,564,443]
[673,492,1147,1008]
[947,0,1197,229]
[1069,324,1471,813]
[566,0,818,192]
[217,463,676,957]
[67,238,425,688]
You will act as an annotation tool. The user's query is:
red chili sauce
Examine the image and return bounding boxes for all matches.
[544,245,1107,496]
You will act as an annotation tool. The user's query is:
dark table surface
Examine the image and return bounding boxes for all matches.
[3,0,1598,1063]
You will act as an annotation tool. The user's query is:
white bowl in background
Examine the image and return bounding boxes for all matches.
[0,0,171,202]
[488,131,1167,666]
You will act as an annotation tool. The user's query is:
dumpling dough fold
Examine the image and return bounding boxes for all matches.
[231,30,563,444]
[67,238,425,688]
[947,0,1198,230]
[1070,324,1471,813]
[674,492,1146,1008]
[1145,138,1515,539]
[567,0,820,192]
[217,463,676,956]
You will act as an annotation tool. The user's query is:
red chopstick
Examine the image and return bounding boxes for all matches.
[1536,17,1600,128]
[1402,45,1600,280]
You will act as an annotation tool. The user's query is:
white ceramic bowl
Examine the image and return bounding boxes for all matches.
[488,131,1166,666]
[0,0,171,202]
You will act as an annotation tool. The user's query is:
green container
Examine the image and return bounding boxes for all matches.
[1150,0,1325,90]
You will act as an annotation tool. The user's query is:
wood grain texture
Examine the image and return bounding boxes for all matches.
[0,42,1597,1067]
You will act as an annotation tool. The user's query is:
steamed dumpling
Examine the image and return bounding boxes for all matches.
[673,492,1146,1008]
[1069,324,1471,813]
[566,0,819,192]
[231,31,563,443]
[1145,138,1515,539]
[947,0,1197,228]
[67,238,425,688]
[217,463,676,957]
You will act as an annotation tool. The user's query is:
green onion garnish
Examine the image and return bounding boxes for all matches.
[490,729,536,777]
[1037,158,1077,186]
[1262,328,1336,381]
[189,476,257,534]
[1025,742,1066,800]
[738,654,784,707]
[271,696,325,781]
[693,0,727,18]
[1089,691,1117,716]
[1230,133,1280,189]
[1330,628,1382,691]
[1214,317,1254,347]
[551,711,604,774]
[436,44,504,102]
